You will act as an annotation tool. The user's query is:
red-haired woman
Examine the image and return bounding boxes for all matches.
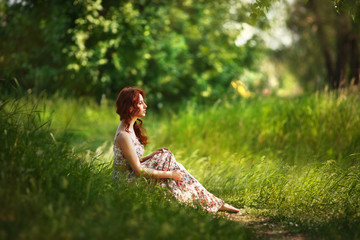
[113,87,240,213]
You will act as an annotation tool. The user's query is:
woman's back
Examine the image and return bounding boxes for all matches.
[113,129,144,179]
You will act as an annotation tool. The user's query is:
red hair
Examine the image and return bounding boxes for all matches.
[116,87,149,146]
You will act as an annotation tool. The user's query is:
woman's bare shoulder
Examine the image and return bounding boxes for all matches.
[116,130,136,146]
[115,131,136,156]
[116,130,131,141]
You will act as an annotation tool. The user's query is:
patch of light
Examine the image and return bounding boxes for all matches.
[235,23,258,46]
[235,0,295,50]
[8,0,27,6]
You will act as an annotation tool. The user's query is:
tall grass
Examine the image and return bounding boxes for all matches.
[156,92,359,165]
[151,92,360,239]
[0,97,254,240]
[3,91,360,239]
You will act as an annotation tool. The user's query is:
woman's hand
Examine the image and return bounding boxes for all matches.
[140,148,169,162]
[151,148,169,156]
[171,170,185,181]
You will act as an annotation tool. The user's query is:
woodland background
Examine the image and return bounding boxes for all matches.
[1,0,359,105]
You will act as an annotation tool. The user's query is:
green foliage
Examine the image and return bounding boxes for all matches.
[249,0,360,22]
[331,0,360,22]
[271,0,360,91]
[1,0,359,103]
[0,0,262,105]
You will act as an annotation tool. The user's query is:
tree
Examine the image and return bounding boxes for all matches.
[308,0,359,88]
[249,0,360,90]
[0,0,264,106]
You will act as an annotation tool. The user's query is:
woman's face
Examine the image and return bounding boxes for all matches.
[135,94,147,118]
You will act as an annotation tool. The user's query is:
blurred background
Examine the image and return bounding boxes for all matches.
[1,0,359,106]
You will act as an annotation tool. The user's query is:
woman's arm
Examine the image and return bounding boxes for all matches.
[117,134,183,180]
[140,154,152,162]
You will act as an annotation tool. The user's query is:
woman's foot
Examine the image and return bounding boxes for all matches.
[219,203,240,213]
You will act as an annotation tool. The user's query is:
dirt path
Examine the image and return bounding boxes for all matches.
[217,210,306,240]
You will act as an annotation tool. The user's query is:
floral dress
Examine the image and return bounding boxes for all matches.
[113,132,225,213]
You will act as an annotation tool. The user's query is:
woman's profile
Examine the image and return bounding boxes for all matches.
[113,87,240,213]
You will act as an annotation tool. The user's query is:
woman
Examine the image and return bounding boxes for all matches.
[113,87,240,213]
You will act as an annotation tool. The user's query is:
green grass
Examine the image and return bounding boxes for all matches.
[0,98,254,240]
[152,92,360,239]
[1,90,360,239]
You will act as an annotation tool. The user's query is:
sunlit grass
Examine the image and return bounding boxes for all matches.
[2,90,360,239]
[0,97,253,240]
[151,92,360,238]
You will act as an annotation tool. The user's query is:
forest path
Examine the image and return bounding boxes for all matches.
[217,211,306,240]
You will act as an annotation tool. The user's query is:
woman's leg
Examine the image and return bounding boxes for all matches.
[142,150,240,213]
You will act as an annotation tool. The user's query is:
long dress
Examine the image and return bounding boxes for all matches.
[113,132,225,213]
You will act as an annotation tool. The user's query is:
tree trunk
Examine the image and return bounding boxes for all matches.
[349,34,360,85]
[307,0,335,88]
[308,0,360,89]
[334,19,351,89]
